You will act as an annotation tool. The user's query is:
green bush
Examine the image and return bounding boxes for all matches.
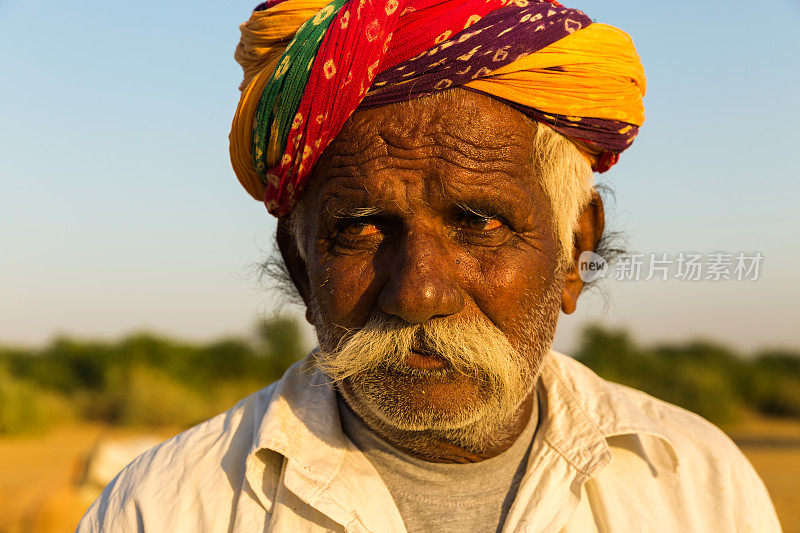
[0,365,73,435]
[574,324,798,426]
[743,351,800,417]
[0,315,311,434]
[112,365,211,427]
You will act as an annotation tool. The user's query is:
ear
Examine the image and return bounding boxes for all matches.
[561,190,605,314]
[276,217,316,325]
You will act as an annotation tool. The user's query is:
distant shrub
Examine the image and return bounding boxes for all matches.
[258,315,309,378]
[0,315,311,434]
[663,360,740,424]
[744,351,800,417]
[112,365,211,427]
[0,365,73,435]
[575,325,799,426]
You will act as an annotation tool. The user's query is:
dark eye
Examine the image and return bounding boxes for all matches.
[331,218,384,253]
[341,221,379,236]
[462,214,503,231]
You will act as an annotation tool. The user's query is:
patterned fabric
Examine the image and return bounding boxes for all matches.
[252,0,349,174]
[361,3,591,107]
[231,0,646,216]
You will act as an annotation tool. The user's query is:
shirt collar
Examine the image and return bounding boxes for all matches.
[250,354,405,531]
[542,351,679,473]
[251,355,350,517]
[254,354,346,478]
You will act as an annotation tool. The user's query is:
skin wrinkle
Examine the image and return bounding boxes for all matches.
[317,104,543,231]
[318,170,540,232]
[340,126,528,174]
[278,89,604,462]
[322,148,524,182]
[428,130,531,167]
[332,93,530,174]
[379,130,529,168]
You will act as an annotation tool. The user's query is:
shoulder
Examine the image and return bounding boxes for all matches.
[76,382,280,532]
[549,351,740,451]
[549,352,780,530]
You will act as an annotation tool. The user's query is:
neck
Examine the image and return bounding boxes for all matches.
[337,383,536,463]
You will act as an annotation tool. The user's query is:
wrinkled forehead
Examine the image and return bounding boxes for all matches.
[344,90,534,153]
[305,89,543,215]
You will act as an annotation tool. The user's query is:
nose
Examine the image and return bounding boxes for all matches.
[378,228,464,324]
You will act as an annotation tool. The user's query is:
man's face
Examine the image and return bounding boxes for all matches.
[293,90,564,443]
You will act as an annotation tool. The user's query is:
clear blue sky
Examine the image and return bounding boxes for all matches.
[2,0,799,352]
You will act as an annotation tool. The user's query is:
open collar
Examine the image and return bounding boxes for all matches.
[248,354,405,531]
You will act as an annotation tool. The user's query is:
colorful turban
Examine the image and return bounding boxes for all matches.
[231,0,646,216]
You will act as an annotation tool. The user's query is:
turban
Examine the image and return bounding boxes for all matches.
[231,0,646,216]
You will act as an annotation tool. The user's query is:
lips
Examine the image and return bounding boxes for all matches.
[405,346,448,370]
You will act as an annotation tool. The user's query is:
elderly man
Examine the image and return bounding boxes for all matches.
[78,0,780,531]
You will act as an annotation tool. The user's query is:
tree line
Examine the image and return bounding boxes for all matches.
[1,319,798,435]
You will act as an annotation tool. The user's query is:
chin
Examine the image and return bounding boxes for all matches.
[344,366,505,432]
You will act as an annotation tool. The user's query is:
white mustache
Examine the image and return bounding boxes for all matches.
[315,311,526,391]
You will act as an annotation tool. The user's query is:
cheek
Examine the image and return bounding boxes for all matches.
[311,252,384,329]
[461,244,560,330]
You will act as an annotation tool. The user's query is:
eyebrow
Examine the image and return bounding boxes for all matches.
[453,196,521,221]
[317,185,386,222]
[331,205,383,219]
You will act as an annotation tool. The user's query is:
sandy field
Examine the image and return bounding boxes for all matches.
[0,425,175,533]
[1,418,798,533]
[724,416,800,532]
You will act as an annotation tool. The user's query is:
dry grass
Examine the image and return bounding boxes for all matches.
[0,424,177,533]
[725,415,800,533]
[1,418,798,533]
[740,447,800,532]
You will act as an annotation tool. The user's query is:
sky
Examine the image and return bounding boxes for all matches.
[1,0,799,353]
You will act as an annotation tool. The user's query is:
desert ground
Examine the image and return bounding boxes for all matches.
[1,417,798,533]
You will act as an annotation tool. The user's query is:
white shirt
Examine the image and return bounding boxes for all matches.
[77,352,781,532]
